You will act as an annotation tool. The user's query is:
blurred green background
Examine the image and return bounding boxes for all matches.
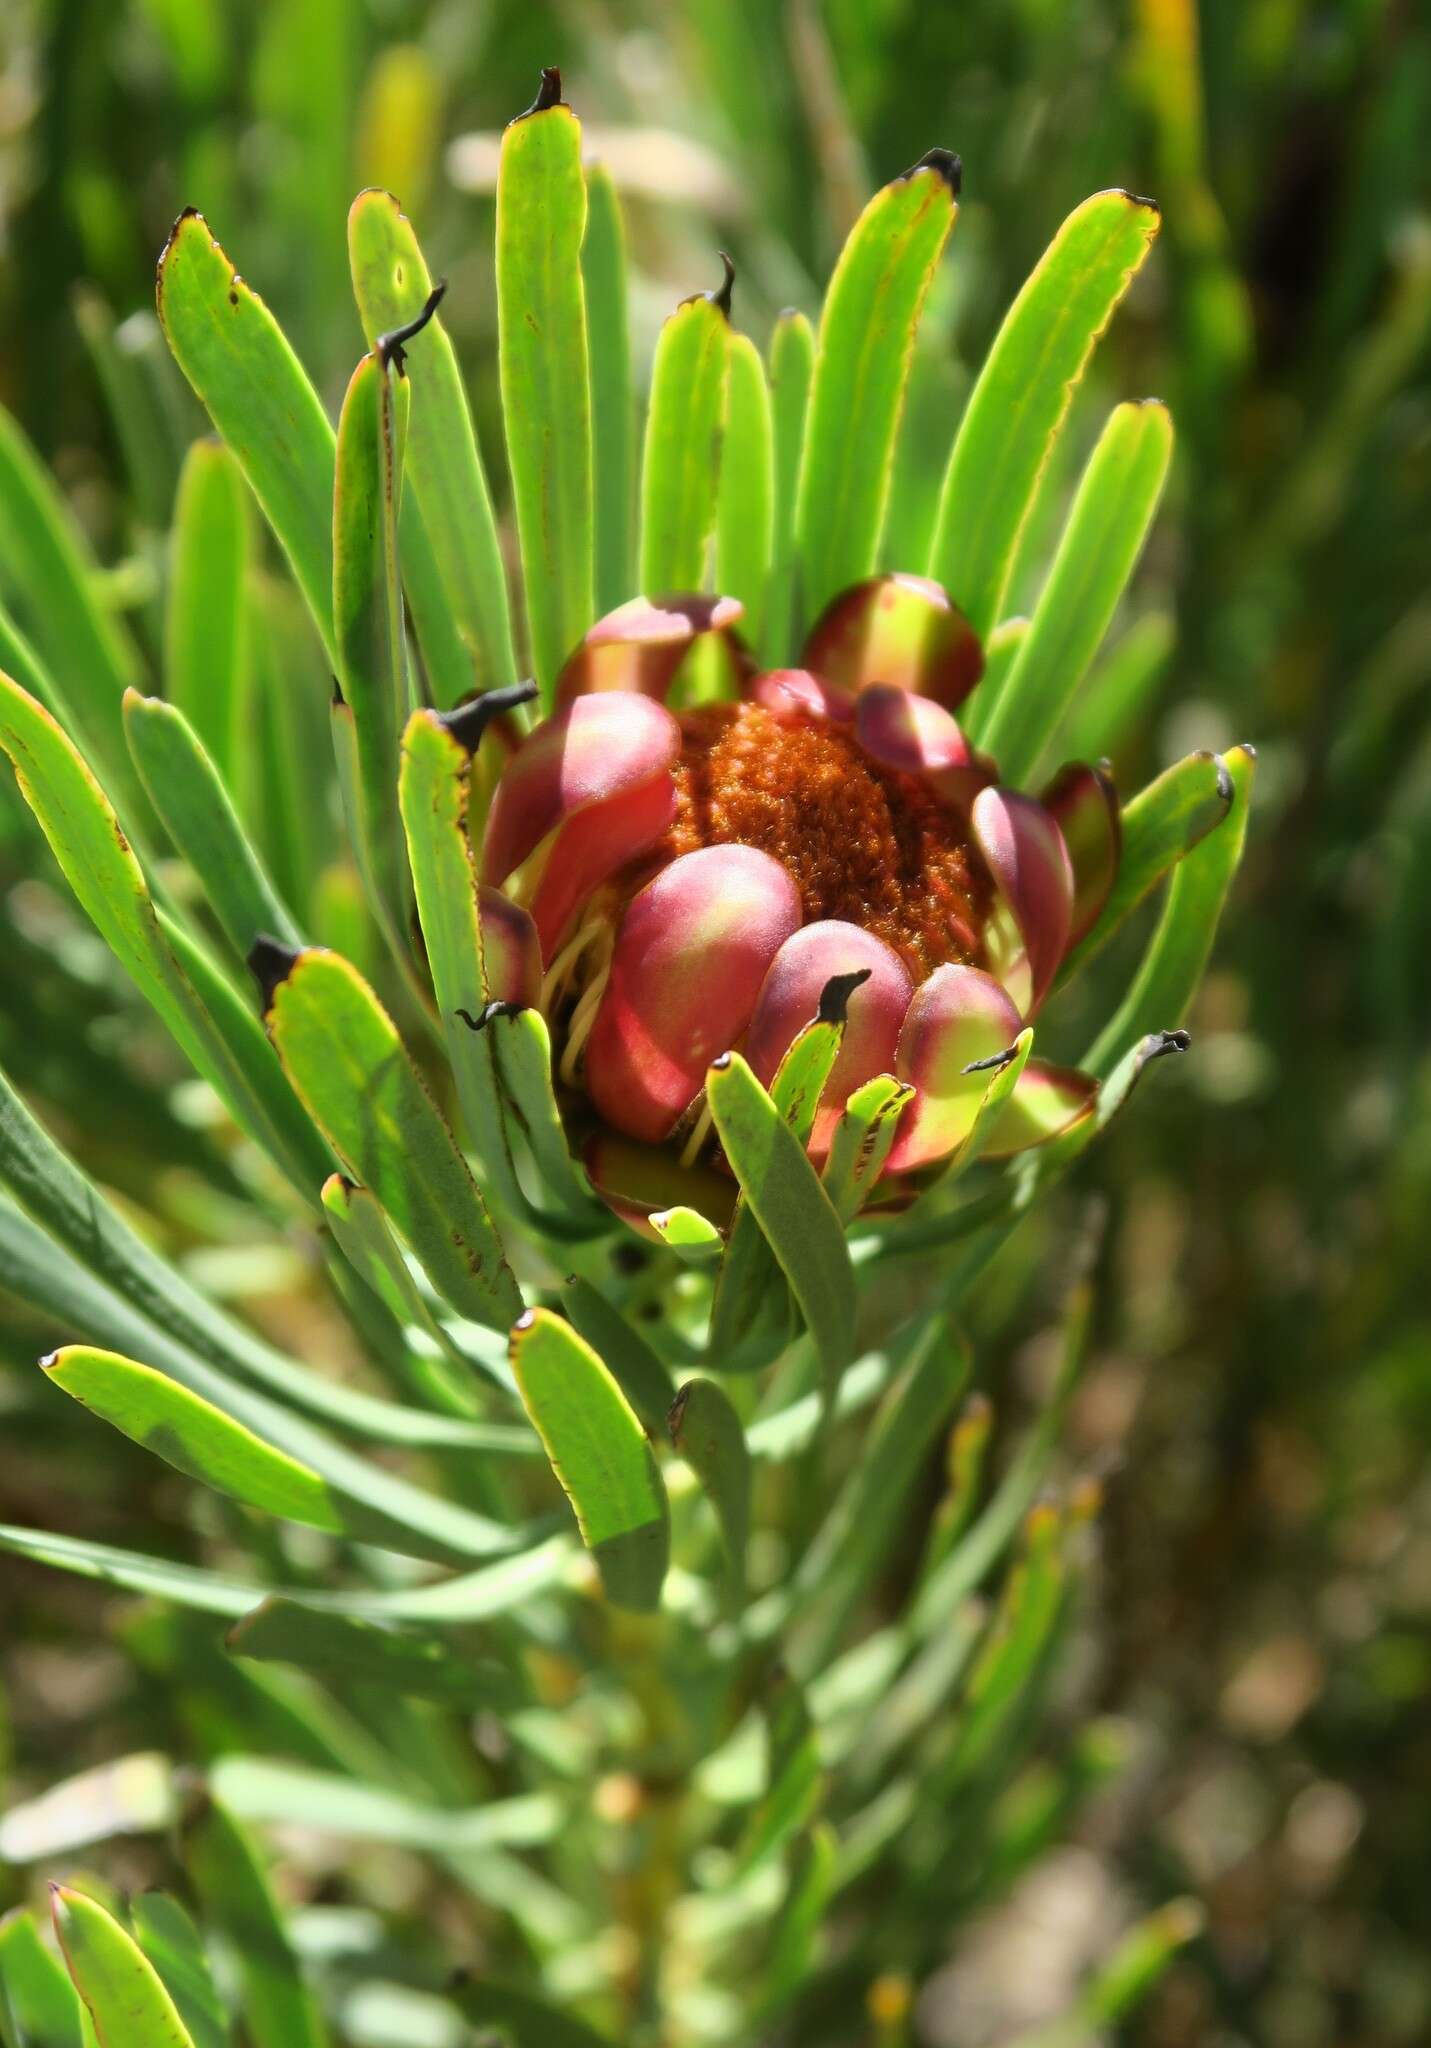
[1,2,1428,2042]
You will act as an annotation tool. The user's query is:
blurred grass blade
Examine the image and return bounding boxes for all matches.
[181,1796,327,2048]
[204,1759,559,1853]
[738,1672,822,1873]
[51,1889,196,2048]
[397,709,534,1223]
[497,76,594,697]
[0,1753,174,1864]
[262,947,521,1329]
[765,308,816,661]
[716,332,775,645]
[510,1308,670,1612]
[978,400,1174,777]
[333,347,412,937]
[129,1897,228,2048]
[123,690,303,958]
[349,189,516,697]
[1005,1900,1205,2047]
[0,405,144,805]
[821,1073,912,1223]
[0,671,332,1200]
[157,211,338,660]
[668,1377,750,1607]
[562,1277,675,1435]
[1056,610,1174,764]
[73,290,189,530]
[165,438,250,784]
[581,163,635,615]
[228,1598,521,1709]
[0,1906,88,2048]
[1084,744,1254,1078]
[706,1052,856,1391]
[1059,748,1233,985]
[796,154,959,619]
[760,1824,838,2015]
[451,1980,614,2048]
[639,284,731,596]
[929,189,1161,639]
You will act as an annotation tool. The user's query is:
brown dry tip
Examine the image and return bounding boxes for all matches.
[377,278,448,370]
[517,67,564,120]
[248,933,303,1011]
[905,148,962,196]
[437,678,539,755]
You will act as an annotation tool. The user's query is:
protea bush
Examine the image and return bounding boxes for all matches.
[0,68,1251,2048]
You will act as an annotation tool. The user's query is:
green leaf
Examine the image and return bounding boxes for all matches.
[180,1796,327,2048]
[50,1889,196,2048]
[203,1760,559,1856]
[977,400,1174,780]
[928,189,1162,640]
[668,1378,750,1607]
[332,348,412,935]
[649,1206,724,1262]
[561,1277,675,1436]
[129,1898,228,2048]
[509,1308,669,1612]
[227,1598,521,1709]
[348,188,516,698]
[165,438,250,786]
[396,710,534,1224]
[486,1008,601,1225]
[1005,1902,1204,2047]
[1084,744,1254,1078]
[1055,610,1173,765]
[0,670,333,1201]
[581,163,635,615]
[796,156,958,620]
[738,1672,822,1873]
[706,1053,856,1391]
[716,332,775,645]
[760,1825,838,2016]
[497,85,594,697]
[157,211,337,659]
[1059,748,1234,987]
[122,691,302,958]
[764,309,816,661]
[0,1906,88,2048]
[73,289,188,532]
[639,288,731,597]
[0,402,143,801]
[450,1980,614,2048]
[821,1074,912,1224]
[262,947,521,1329]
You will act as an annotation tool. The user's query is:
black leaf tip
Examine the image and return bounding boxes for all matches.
[518,67,564,120]
[667,1384,692,1440]
[1138,1027,1192,1069]
[817,966,872,1025]
[437,678,540,754]
[906,147,962,196]
[247,933,302,1011]
[709,1051,733,1072]
[331,673,346,706]
[455,1000,526,1034]
[512,1309,537,1335]
[1112,187,1161,217]
[962,1041,1021,1076]
[1214,757,1234,805]
[39,1352,59,1371]
[377,279,448,370]
[713,251,736,317]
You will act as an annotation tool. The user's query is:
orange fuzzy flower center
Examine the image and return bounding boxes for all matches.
[651,701,992,980]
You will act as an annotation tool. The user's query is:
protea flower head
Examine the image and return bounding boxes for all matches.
[473,573,1114,1228]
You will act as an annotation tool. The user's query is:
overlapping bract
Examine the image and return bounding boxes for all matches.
[478,574,1122,1221]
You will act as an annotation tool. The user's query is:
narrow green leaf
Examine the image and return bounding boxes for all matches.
[73,290,188,531]
[51,1889,196,2048]
[764,309,816,661]
[706,1052,855,1390]
[1058,749,1233,986]
[581,163,635,615]
[639,288,730,599]
[0,671,332,1201]
[668,1377,750,1607]
[0,1906,87,2048]
[156,211,337,659]
[349,188,516,697]
[1055,609,1173,765]
[796,156,958,619]
[227,1598,521,1709]
[123,691,302,957]
[165,438,250,784]
[487,1008,601,1225]
[180,1797,327,2048]
[561,1277,675,1436]
[396,710,535,1224]
[977,401,1174,779]
[1084,744,1254,1078]
[509,1307,669,1612]
[203,1760,559,1856]
[497,83,594,697]
[451,1980,614,2048]
[0,403,143,799]
[43,1344,355,1534]
[263,947,522,1329]
[333,348,413,945]
[716,331,774,644]
[928,189,1162,639]
[821,1073,912,1223]
[1005,1902,1204,2046]
[760,1825,838,2015]
[738,1673,822,1873]
[129,1898,227,2048]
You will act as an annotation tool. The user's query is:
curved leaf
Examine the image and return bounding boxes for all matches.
[51,1889,196,2048]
